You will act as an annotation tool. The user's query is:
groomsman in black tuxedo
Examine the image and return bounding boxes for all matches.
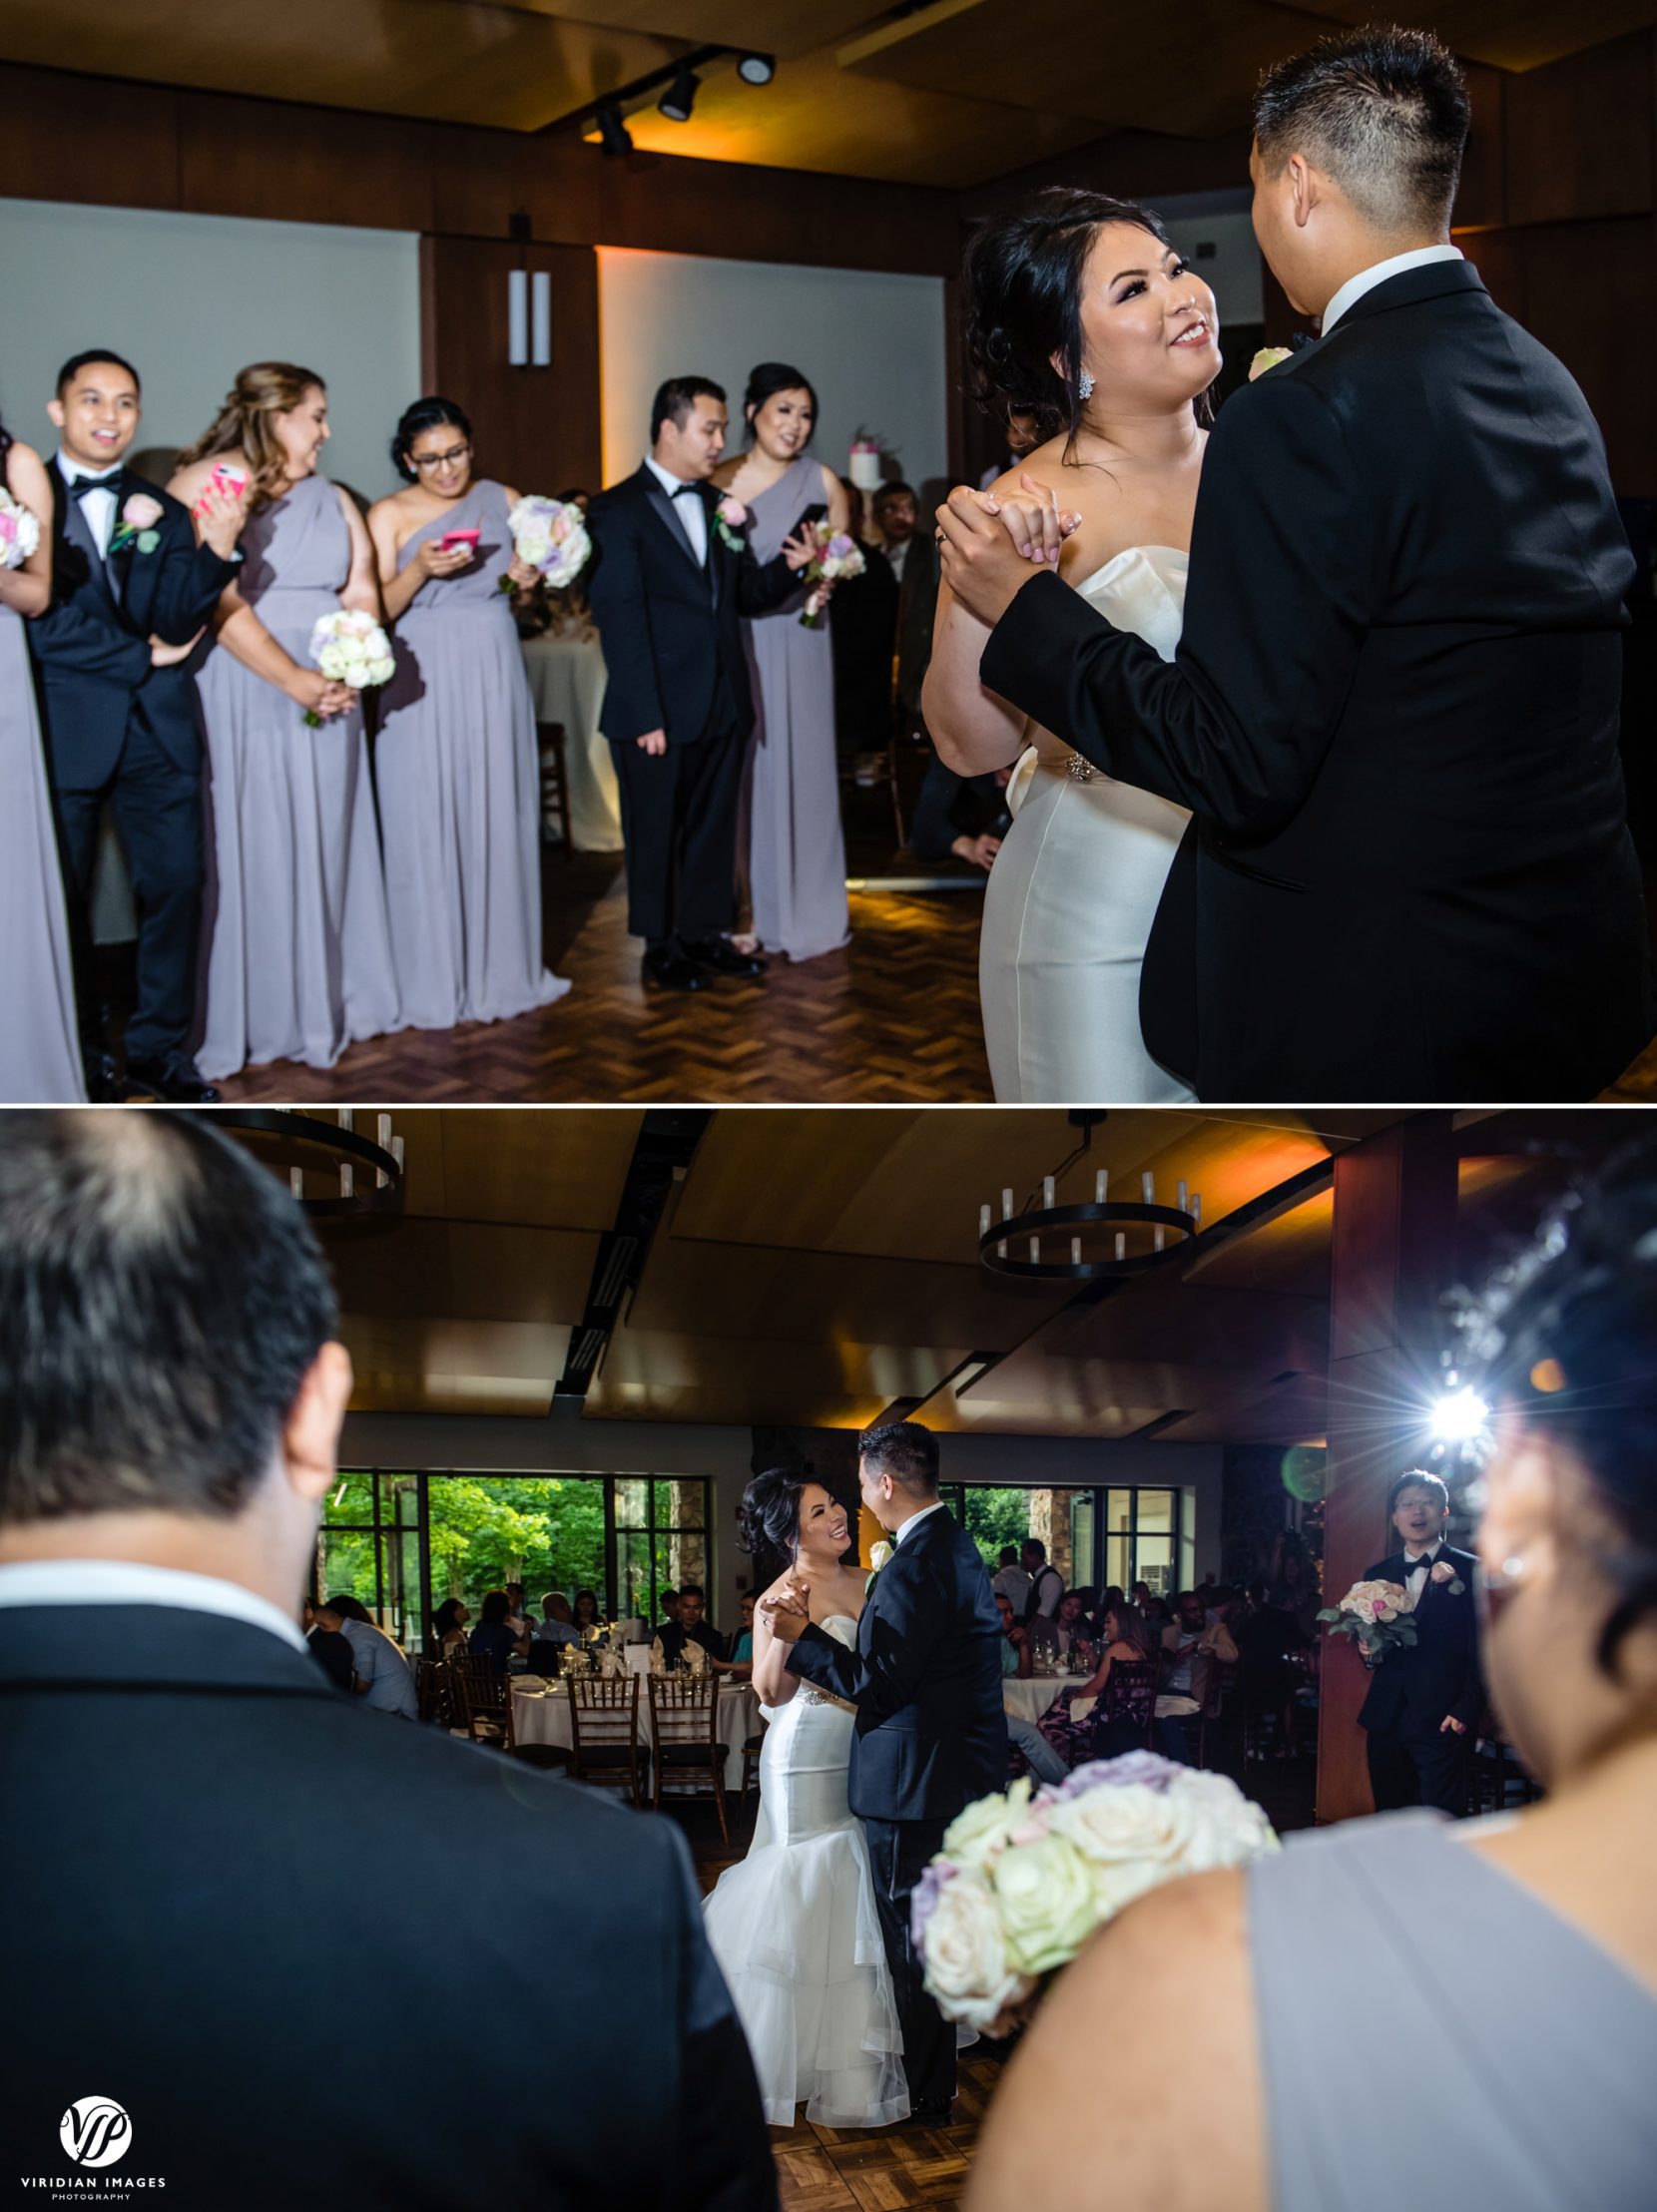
[29,349,245,1101]
[765,1421,1005,2119]
[0,1114,776,2212]
[1359,1470,1483,1816]
[586,376,816,993]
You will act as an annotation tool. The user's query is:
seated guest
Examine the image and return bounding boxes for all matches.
[503,1581,531,1639]
[653,1584,726,1669]
[573,1588,602,1635]
[969,1134,1657,2211]
[1234,1579,1311,1759]
[1025,1598,1066,1659]
[468,1588,523,1672]
[1359,1469,1482,1815]
[656,1587,679,1633]
[0,1113,775,2207]
[908,753,1011,872]
[1036,1602,1160,1770]
[429,1596,469,1654]
[991,1545,1032,1618]
[304,1609,354,1694]
[996,1593,1068,1787]
[324,1591,373,1625]
[308,1596,418,1720]
[1156,1589,1239,1763]
[537,1592,580,1645]
[712,1590,757,1678]
[367,397,569,1033]
[1058,1587,1098,1669]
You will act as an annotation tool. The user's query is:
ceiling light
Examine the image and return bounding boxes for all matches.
[737,51,776,85]
[659,66,700,122]
[596,104,633,156]
[1428,1386,1489,1445]
[979,1156,1200,1282]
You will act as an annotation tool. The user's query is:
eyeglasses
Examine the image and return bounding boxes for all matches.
[411,443,472,472]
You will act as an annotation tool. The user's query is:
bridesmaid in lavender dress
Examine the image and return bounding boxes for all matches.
[171,364,401,1081]
[0,424,84,1102]
[367,398,570,1029]
[716,365,851,963]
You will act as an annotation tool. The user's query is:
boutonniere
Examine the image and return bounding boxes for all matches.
[864,1539,893,1597]
[109,493,164,557]
[1249,345,1294,381]
[714,495,748,554]
[1428,1560,1465,1594]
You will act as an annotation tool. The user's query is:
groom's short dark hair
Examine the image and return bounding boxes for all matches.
[650,375,726,444]
[859,1420,938,1497]
[0,1113,337,1525]
[1387,1468,1450,1517]
[1254,25,1468,235]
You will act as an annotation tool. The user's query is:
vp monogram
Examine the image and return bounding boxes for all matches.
[59,2096,131,2168]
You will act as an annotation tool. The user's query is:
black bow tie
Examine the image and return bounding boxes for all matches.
[671,481,703,499]
[1406,1553,1436,1571]
[69,470,123,501]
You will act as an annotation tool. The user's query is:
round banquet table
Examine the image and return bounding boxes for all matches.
[512,1676,760,1791]
[519,627,623,851]
[1003,1675,1097,1727]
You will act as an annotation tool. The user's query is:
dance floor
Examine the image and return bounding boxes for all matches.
[216,855,994,1104]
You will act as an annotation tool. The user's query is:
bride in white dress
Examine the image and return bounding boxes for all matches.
[924,188,1223,1102]
[703,1472,909,2130]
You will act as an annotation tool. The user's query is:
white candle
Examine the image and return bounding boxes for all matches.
[391,1136,405,1172]
[1002,1187,1013,1221]
[1177,1179,1189,1211]
[1141,1170,1154,1202]
[1192,1192,1202,1225]
[1029,1237,1040,1264]
[1071,1236,1081,1264]
[1095,1169,1108,1204]
[289,1168,303,1200]
[979,1202,991,1241]
[1154,1226,1166,1252]
[1115,1232,1126,1262]
[338,1108,353,1132]
[1042,1175,1055,1210]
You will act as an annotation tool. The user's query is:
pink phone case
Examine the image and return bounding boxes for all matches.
[440,528,481,552]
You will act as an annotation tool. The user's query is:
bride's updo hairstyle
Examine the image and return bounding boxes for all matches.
[962,187,1174,454]
[178,360,324,512]
[1464,1141,1657,1680]
[739,1469,809,1581]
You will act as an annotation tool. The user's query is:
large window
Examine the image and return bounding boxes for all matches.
[941,1482,1183,1600]
[319,1471,711,1650]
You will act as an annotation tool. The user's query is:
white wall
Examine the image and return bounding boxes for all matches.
[338,1409,1223,1631]
[597,247,948,500]
[1152,191,1266,329]
[0,198,420,501]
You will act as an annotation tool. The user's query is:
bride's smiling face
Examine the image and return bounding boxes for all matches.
[1070,223,1220,412]
[796,1483,850,1565]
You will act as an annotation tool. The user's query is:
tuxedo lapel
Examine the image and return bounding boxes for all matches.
[637,468,704,575]
[59,474,119,617]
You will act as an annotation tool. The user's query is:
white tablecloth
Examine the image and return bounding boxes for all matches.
[1003,1676,1096,1727]
[513,1678,759,1790]
[520,630,622,852]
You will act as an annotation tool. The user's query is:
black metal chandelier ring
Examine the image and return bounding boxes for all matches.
[978,1198,1197,1281]
[210,1109,404,1222]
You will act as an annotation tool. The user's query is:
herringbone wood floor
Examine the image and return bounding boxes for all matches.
[216,855,993,1104]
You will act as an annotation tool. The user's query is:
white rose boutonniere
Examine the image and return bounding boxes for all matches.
[1429,1559,1466,1594]
[864,1538,893,1596]
[714,495,748,554]
[1249,345,1293,381]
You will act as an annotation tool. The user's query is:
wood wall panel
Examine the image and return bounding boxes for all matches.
[1503,30,1656,226]
[0,63,180,207]
[1514,214,1657,493]
[176,88,438,231]
[1455,60,1508,231]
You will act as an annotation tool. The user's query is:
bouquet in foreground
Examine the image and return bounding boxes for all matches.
[503,495,590,593]
[800,533,864,628]
[913,1753,1279,2037]
[0,487,41,570]
[1317,1577,1423,1661]
[304,609,394,727]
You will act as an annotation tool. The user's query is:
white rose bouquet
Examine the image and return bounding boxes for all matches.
[912,1753,1278,2037]
[304,608,395,727]
[1317,1577,1418,1660]
[503,494,590,592]
[0,487,41,570]
[799,532,865,629]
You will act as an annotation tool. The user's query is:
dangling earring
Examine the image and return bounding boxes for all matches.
[1078,368,1095,403]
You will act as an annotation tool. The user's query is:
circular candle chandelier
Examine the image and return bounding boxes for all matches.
[213,1108,405,1223]
[977,1113,1201,1282]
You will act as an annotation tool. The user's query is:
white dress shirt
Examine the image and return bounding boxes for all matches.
[338,1615,419,1718]
[1322,243,1463,334]
[892,1498,947,1547]
[886,536,912,587]
[0,1557,307,1652]
[54,452,124,559]
[1401,1540,1442,1610]
[643,453,709,566]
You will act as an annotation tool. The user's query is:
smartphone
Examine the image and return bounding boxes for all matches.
[795,503,829,531]
[193,462,246,520]
[439,528,481,554]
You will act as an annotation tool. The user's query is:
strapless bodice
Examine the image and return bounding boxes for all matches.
[1019,543,1189,778]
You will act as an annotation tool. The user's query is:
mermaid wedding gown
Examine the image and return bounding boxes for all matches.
[978,544,1198,1103]
[702,1615,909,2128]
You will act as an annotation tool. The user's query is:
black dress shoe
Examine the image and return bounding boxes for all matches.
[122,1054,222,1105]
[82,1050,124,1104]
[684,936,767,978]
[641,944,707,993]
[909,2097,955,2122]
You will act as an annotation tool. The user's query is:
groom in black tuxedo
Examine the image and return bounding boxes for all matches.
[29,348,245,1101]
[765,1420,1005,2118]
[586,376,815,992]
[937,26,1650,1103]
[1359,1470,1483,1817]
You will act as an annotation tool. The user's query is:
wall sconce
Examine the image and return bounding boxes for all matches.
[508,269,552,368]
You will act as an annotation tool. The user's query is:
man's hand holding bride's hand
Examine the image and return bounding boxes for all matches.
[759,1574,812,1645]
[935,474,1079,629]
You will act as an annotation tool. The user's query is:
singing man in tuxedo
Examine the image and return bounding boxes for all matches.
[934,25,1650,1103]
[1359,1469,1483,1816]
[586,376,817,993]
[0,1113,776,2212]
[763,1420,1005,2119]
[28,349,245,1101]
